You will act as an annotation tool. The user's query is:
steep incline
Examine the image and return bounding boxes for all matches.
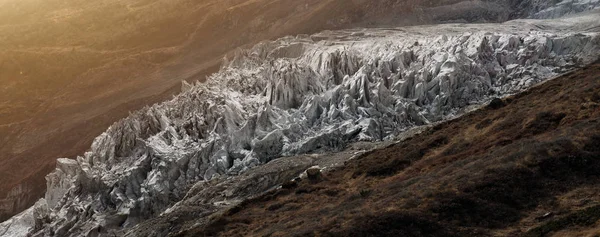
[182,59,600,237]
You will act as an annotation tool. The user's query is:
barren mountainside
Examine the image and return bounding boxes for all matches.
[1,1,600,237]
[181,59,600,237]
[5,0,587,222]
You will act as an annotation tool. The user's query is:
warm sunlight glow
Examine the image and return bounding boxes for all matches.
[1,0,599,236]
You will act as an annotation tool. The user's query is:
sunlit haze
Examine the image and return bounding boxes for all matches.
[1,0,600,236]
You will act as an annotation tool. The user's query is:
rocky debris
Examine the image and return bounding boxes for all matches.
[183,61,600,237]
[488,98,506,109]
[281,179,299,189]
[2,9,600,237]
[306,167,322,182]
[121,154,316,236]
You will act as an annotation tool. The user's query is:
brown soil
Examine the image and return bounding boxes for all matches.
[180,61,600,237]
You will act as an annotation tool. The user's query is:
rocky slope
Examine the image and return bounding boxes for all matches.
[181,59,600,237]
[2,5,600,237]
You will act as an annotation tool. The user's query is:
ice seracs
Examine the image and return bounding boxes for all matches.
[531,0,600,19]
[2,10,600,237]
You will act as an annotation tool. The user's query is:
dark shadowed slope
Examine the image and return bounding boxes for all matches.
[181,60,600,237]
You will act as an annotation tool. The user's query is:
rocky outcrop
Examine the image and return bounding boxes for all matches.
[2,9,600,237]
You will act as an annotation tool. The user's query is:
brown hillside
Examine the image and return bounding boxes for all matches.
[182,61,600,237]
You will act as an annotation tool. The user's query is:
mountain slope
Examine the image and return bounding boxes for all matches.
[2,0,571,222]
[2,2,600,236]
[182,59,600,237]
[1,10,596,237]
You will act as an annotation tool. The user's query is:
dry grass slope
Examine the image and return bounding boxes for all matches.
[180,60,600,237]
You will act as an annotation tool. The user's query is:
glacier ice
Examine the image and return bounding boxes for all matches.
[2,11,600,237]
[0,207,34,237]
[530,0,600,19]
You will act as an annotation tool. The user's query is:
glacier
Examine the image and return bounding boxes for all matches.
[2,9,600,237]
[529,0,600,19]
